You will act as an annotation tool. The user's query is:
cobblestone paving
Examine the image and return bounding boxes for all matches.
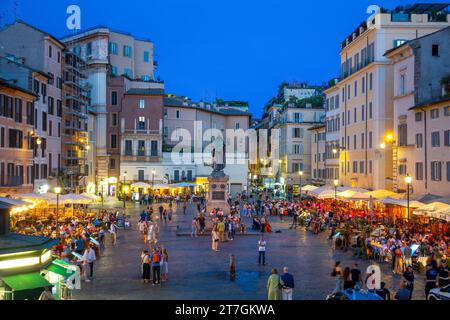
[73,203,426,300]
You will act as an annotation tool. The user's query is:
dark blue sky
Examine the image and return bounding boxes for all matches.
[0,0,447,117]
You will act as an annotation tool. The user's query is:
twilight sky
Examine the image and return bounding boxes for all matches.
[0,0,447,117]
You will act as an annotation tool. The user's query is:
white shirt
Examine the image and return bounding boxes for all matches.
[258,240,266,252]
[83,248,96,263]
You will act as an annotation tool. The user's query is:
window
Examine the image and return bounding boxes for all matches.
[415,162,423,180]
[360,161,364,174]
[361,133,365,149]
[361,105,365,121]
[444,130,450,147]
[111,66,118,77]
[342,112,345,126]
[362,77,365,94]
[124,68,133,78]
[125,140,132,155]
[431,131,440,147]
[430,109,439,119]
[138,117,146,130]
[138,140,145,156]
[293,128,301,138]
[353,134,357,149]
[352,161,358,173]
[369,131,373,148]
[8,129,23,148]
[49,120,52,136]
[109,158,116,169]
[174,170,180,182]
[416,133,423,148]
[444,106,449,116]
[138,170,145,181]
[398,164,407,175]
[369,102,373,119]
[48,97,54,115]
[141,75,151,81]
[163,127,168,138]
[48,45,52,58]
[109,42,118,55]
[354,80,358,97]
[14,98,22,123]
[42,112,47,131]
[144,51,150,62]
[432,44,439,57]
[123,45,132,57]
[26,101,34,125]
[415,112,422,122]
[400,74,406,96]
[57,100,62,117]
[111,91,118,105]
[447,162,450,182]
[73,46,81,56]
[235,122,240,130]
[151,141,158,156]
[369,160,373,174]
[393,39,407,47]
[398,124,407,146]
[347,84,351,100]
[86,42,92,56]
[347,110,350,125]
[139,99,145,109]
[111,134,117,149]
[369,73,373,90]
[176,110,181,119]
[111,113,118,126]
[354,108,357,123]
[431,161,442,181]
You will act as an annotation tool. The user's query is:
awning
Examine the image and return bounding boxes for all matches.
[170,182,197,188]
[2,272,52,291]
[46,263,75,277]
[365,189,404,200]
[380,197,424,208]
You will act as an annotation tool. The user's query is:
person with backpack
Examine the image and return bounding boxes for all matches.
[152,248,162,285]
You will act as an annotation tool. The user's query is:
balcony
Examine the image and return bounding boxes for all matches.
[121,155,161,162]
[122,129,161,136]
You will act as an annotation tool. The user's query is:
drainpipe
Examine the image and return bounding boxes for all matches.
[420,108,427,190]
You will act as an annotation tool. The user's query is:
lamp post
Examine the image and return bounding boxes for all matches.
[54,186,61,238]
[123,171,127,209]
[152,169,155,187]
[405,174,412,221]
[334,179,339,200]
[298,170,303,200]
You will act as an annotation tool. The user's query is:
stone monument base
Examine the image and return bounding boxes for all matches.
[206,173,230,215]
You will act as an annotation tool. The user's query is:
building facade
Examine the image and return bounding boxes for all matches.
[0,79,36,194]
[326,5,449,191]
[386,26,450,198]
[0,20,64,193]
[309,124,326,186]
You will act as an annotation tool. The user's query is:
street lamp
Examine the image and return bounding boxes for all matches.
[405,174,412,221]
[298,170,303,200]
[152,169,156,187]
[334,179,339,200]
[123,171,127,209]
[54,186,62,238]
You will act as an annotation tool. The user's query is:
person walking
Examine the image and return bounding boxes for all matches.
[280,267,295,300]
[152,248,162,285]
[403,265,415,300]
[267,268,281,300]
[331,261,343,293]
[217,220,225,242]
[82,245,96,282]
[350,264,363,288]
[109,222,117,247]
[141,249,151,283]
[191,218,198,238]
[161,248,169,282]
[211,226,219,251]
[258,236,266,265]
[438,260,449,287]
[425,261,438,299]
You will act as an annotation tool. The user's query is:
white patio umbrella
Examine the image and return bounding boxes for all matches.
[131,182,151,188]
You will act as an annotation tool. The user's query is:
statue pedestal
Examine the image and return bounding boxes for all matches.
[206,173,230,215]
